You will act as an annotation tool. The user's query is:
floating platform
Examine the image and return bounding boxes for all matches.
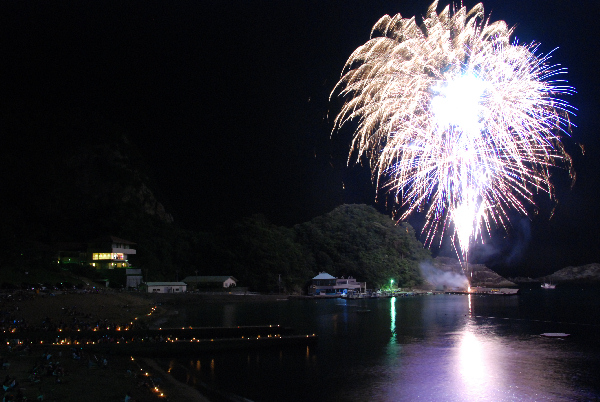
[78,334,319,356]
[541,333,570,338]
[446,287,520,295]
[3,325,294,342]
[5,325,318,356]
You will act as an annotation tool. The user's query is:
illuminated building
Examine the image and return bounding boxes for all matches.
[87,235,136,269]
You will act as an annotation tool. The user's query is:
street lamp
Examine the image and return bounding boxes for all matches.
[390,279,394,290]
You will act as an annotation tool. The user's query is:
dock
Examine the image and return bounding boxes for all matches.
[80,334,319,356]
[3,325,318,356]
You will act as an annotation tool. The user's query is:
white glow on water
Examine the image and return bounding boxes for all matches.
[179,293,598,401]
[457,327,487,383]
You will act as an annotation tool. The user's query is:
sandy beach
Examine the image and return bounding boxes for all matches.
[0,290,210,401]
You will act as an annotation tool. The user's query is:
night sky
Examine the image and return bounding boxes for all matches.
[1,0,599,277]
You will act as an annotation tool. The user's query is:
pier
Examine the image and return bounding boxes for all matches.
[3,325,318,356]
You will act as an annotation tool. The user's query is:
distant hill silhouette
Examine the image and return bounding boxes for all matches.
[539,263,600,283]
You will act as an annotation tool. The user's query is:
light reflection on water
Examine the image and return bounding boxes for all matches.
[392,320,511,401]
[458,324,488,391]
[165,291,600,401]
[390,296,396,343]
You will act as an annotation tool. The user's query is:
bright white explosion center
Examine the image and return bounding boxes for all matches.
[431,74,490,254]
[431,74,488,134]
[332,1,575,261]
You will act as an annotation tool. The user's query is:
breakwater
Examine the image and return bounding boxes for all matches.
[4,325,318,356]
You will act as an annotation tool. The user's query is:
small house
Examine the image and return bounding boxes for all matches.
[183,276,237,291]
[144,282,187,293]
[125,269,143,288]
[310,272,366,295]
[335,276,367,295]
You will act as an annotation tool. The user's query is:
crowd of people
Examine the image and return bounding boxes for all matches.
[0,291,146,334]
[0,289,170,401]
[1,344,167,401]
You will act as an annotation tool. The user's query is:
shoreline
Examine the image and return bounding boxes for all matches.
[1,290,317,401]
[0,290,213,401]
[141,358,210,402]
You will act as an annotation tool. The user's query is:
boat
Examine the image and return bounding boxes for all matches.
[489,288,520,295]
[541,283,556,289]
[541,332,569,338]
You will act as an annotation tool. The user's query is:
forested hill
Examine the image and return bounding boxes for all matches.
[0,106,431,291]
[293,204,430,290]
[215,205,431,293]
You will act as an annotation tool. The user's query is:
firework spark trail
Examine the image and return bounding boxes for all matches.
[331,1,575,262]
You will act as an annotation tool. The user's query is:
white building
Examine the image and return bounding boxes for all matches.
[144,282,187,293]
[310,272,366,295]
[183,276,237,290]
[126,269,143,288]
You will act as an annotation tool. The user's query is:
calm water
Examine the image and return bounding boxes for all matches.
[162,288,600,401]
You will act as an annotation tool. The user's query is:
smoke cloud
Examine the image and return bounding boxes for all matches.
[470,216,531,266]
[419,261,468,290]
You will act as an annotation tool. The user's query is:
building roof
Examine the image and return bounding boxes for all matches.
[145,282,187,286]
[182,276,237,283]
[312,272,336,280]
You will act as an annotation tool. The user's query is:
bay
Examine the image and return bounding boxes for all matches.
[161,288,600,401]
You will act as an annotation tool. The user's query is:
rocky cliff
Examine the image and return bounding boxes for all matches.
[0,109,174,244]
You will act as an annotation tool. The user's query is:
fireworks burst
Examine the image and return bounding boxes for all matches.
[332,1,575,260]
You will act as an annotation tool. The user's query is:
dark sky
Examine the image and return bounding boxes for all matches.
[2,0,599,277]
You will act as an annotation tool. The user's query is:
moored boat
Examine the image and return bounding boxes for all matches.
[541,332,569,338]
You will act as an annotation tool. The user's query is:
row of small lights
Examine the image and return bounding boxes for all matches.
[6,304,315,389]
[6,315,290,336]
[3,305,159,335]
[1,350,166,398]
[7,333,315,347]
[159,324,281,330]
[5,305,167,400]
[131,357,166,398]
[10,333,315,347]
[4,305,160,346]
[7,333,317,347]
